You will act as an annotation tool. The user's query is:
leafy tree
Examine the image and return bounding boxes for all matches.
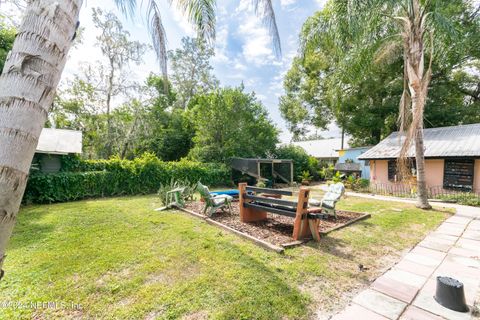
[134,74,196,161]
[282,1,480,147]
[49,76,105,158]
[281,0,480,207]
[273,145,310,182]
[168,37,219,109]
[188,86,279,163]
[0,22,15,73]
[90,8,148,157]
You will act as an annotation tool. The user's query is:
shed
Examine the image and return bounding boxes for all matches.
[230,158,294,186]
[33,128,83,173]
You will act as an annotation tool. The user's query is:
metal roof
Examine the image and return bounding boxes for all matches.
[36,128,82,155]
[359,123,480,160]
[287,138,350,159]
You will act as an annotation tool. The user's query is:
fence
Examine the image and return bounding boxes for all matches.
[358,182,480,206]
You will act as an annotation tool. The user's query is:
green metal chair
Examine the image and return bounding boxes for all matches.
[196,182,233,217]
[166,187,186,208]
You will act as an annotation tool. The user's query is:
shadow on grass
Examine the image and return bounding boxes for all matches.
[7,208,54,251]
[191,239,311,318]
[304,235,357,261]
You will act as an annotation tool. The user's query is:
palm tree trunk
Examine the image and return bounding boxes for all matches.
[413,115,431,209]
[403,0,431,209]
[0,0,83,280]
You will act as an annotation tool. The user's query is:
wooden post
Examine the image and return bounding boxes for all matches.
[238,183,267,222]
[290,162,294,186]
[292,188,310,240]
[309,219,321,242]
[257,161,261,181]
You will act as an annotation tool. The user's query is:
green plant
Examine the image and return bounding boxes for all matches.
[157,178,197,206]
[255,180,267,188]
[307,156,320,180]
[436,193,480,207]
[332,171,342,183]
[344,175,356,189]
[299,170,312,182]
[319,165,335,181]
[24,154,230,204]
[358,178,370,189]
[274,145,310,182]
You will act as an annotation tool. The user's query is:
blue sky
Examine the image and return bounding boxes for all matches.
[6,0,337,142]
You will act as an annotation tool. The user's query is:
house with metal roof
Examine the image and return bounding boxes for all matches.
[336,146,372,179]
[32,128,83,173]
[359,123,480,192]
[290,138,350,165]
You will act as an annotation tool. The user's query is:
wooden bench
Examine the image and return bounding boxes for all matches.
[238,183,327,242]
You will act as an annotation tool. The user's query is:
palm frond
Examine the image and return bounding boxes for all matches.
[147,0,168,80]
[170,0,216,44]
[252,0,282,57]
[114,0,137,17]
[374,37,402,65]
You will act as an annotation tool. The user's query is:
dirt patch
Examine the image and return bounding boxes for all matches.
[184,201,367,246]
[96,267,133,287]
[181,311,209,320]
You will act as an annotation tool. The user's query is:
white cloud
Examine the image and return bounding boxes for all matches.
[233,61,247,71]
[315,0,328,8]
[280,0,298,9]
[169,4,196,37]
[213,24,229,63]
[237,15,275,66]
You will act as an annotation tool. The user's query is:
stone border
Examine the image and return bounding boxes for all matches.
[320,212,371,235]
[177,207,285,254]
[175,207,370,253]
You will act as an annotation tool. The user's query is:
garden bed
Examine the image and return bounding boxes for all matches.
[184,201,369,246]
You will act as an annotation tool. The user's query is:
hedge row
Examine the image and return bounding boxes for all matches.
[25,154,231,204]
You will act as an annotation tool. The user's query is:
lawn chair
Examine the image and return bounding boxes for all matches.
[196,182,233,217]
[310,183,345,219]
[155,186,186,211]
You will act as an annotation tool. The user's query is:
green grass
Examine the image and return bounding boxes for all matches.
[0,194,451,319]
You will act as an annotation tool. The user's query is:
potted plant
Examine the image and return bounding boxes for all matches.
[299,171,313,186]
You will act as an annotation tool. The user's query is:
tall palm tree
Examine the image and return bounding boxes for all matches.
[0,0,281,280]
[304,0,458,209]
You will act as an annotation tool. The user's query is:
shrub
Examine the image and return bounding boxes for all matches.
[343,176,370,191]
[298,170,313,182]
[331,171,342,183]
[358,178,370,189]
[273,145,310,182]
[319,165,335,181]
[24,154,230,204]
[436,193,480,207]
[307,156,320,180]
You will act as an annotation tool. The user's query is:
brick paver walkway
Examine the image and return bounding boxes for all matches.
[324,189,480,320]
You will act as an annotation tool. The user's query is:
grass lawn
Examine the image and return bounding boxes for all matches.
[0,193,451,319]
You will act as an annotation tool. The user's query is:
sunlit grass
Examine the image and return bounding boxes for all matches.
[0,194,451,319]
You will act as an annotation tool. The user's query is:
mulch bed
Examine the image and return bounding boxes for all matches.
[184,201,368,246]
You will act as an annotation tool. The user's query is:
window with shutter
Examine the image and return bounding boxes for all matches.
[388,159,416,182]
[443,159,474,191]
[388,160,396,181]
